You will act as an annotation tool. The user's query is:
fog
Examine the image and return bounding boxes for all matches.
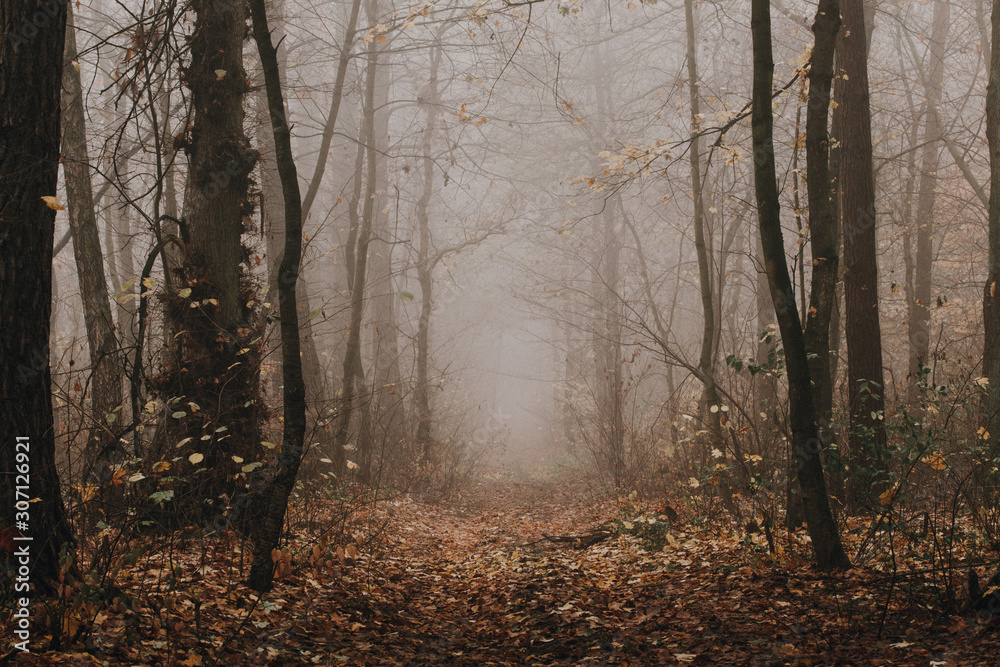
[41,0,995,494]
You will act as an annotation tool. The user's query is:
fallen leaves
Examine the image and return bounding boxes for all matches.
[22,474,999,666]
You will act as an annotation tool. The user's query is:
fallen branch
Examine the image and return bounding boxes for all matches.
[539,528,614,550]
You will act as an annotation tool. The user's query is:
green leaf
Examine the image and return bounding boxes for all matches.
[242,461,263,473]
[171,411,187,419]
[398,291,415,301]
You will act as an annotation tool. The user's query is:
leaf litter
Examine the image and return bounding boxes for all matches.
[11,471,998,666]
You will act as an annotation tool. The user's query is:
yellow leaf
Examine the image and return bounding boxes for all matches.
[41,196,65,211]
[189,453,205,465]
[177,288,192,298]
[142,276,157,289]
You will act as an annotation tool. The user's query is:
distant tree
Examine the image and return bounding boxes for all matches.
[333,17,380,474]
[905,0,949,398]
[1,0,75,590]
[684,0,724,468]
[61,5,123,471]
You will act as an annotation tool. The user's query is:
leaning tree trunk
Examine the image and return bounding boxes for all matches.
[247,0,308,592]
[1,0,75,592]
[61,6,123,473]
[750,0,850,571]
[840,0,888,505]
[984,0,1000,449]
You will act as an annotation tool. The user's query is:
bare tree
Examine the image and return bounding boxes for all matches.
[750,0,849,570]
[61,5,123,469]
[840,0,888,503]
[247,0,307,592]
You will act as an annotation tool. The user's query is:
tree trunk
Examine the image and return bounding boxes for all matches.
[684,0,723,468]
[246,0,308,592]
[415,42,444,463]
[1,0,75,591]
[333,28,380,474]
[159,0,263,517]
[908,0,949,394]
[61,6,123,470]
[365,0,403,477]
[839,0,888,504]
[750,0,850,570]
[592,196,624,485]
[802,0,840,438]
[984,0,1000,446]
[253,0,333,456]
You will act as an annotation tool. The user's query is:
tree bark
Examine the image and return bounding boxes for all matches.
[984,0,1000,446]
[802,0,841,438]
[839,0,888,503]
[750,0,850,570]
[61,6,123,469]
[159,0,263,515]
[908,0,949,394]
[1,0,75,591]
[247,0,308,592]
[253,0,333,457]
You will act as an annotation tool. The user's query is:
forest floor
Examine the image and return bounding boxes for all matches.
[8,468,1000,666]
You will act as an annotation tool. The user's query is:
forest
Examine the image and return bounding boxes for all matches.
[2,0,1000,663]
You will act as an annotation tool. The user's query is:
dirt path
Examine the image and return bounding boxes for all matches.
[237,472,988,666]
[11,472,995,666]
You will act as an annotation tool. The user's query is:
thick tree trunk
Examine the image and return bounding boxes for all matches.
[984,0,1000,446]
[1,0,75,591]
[750,0,850,570]
[158,0,263,516]
[61,6,123,469]
[246,0,307,592]
[839,0,888,504]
